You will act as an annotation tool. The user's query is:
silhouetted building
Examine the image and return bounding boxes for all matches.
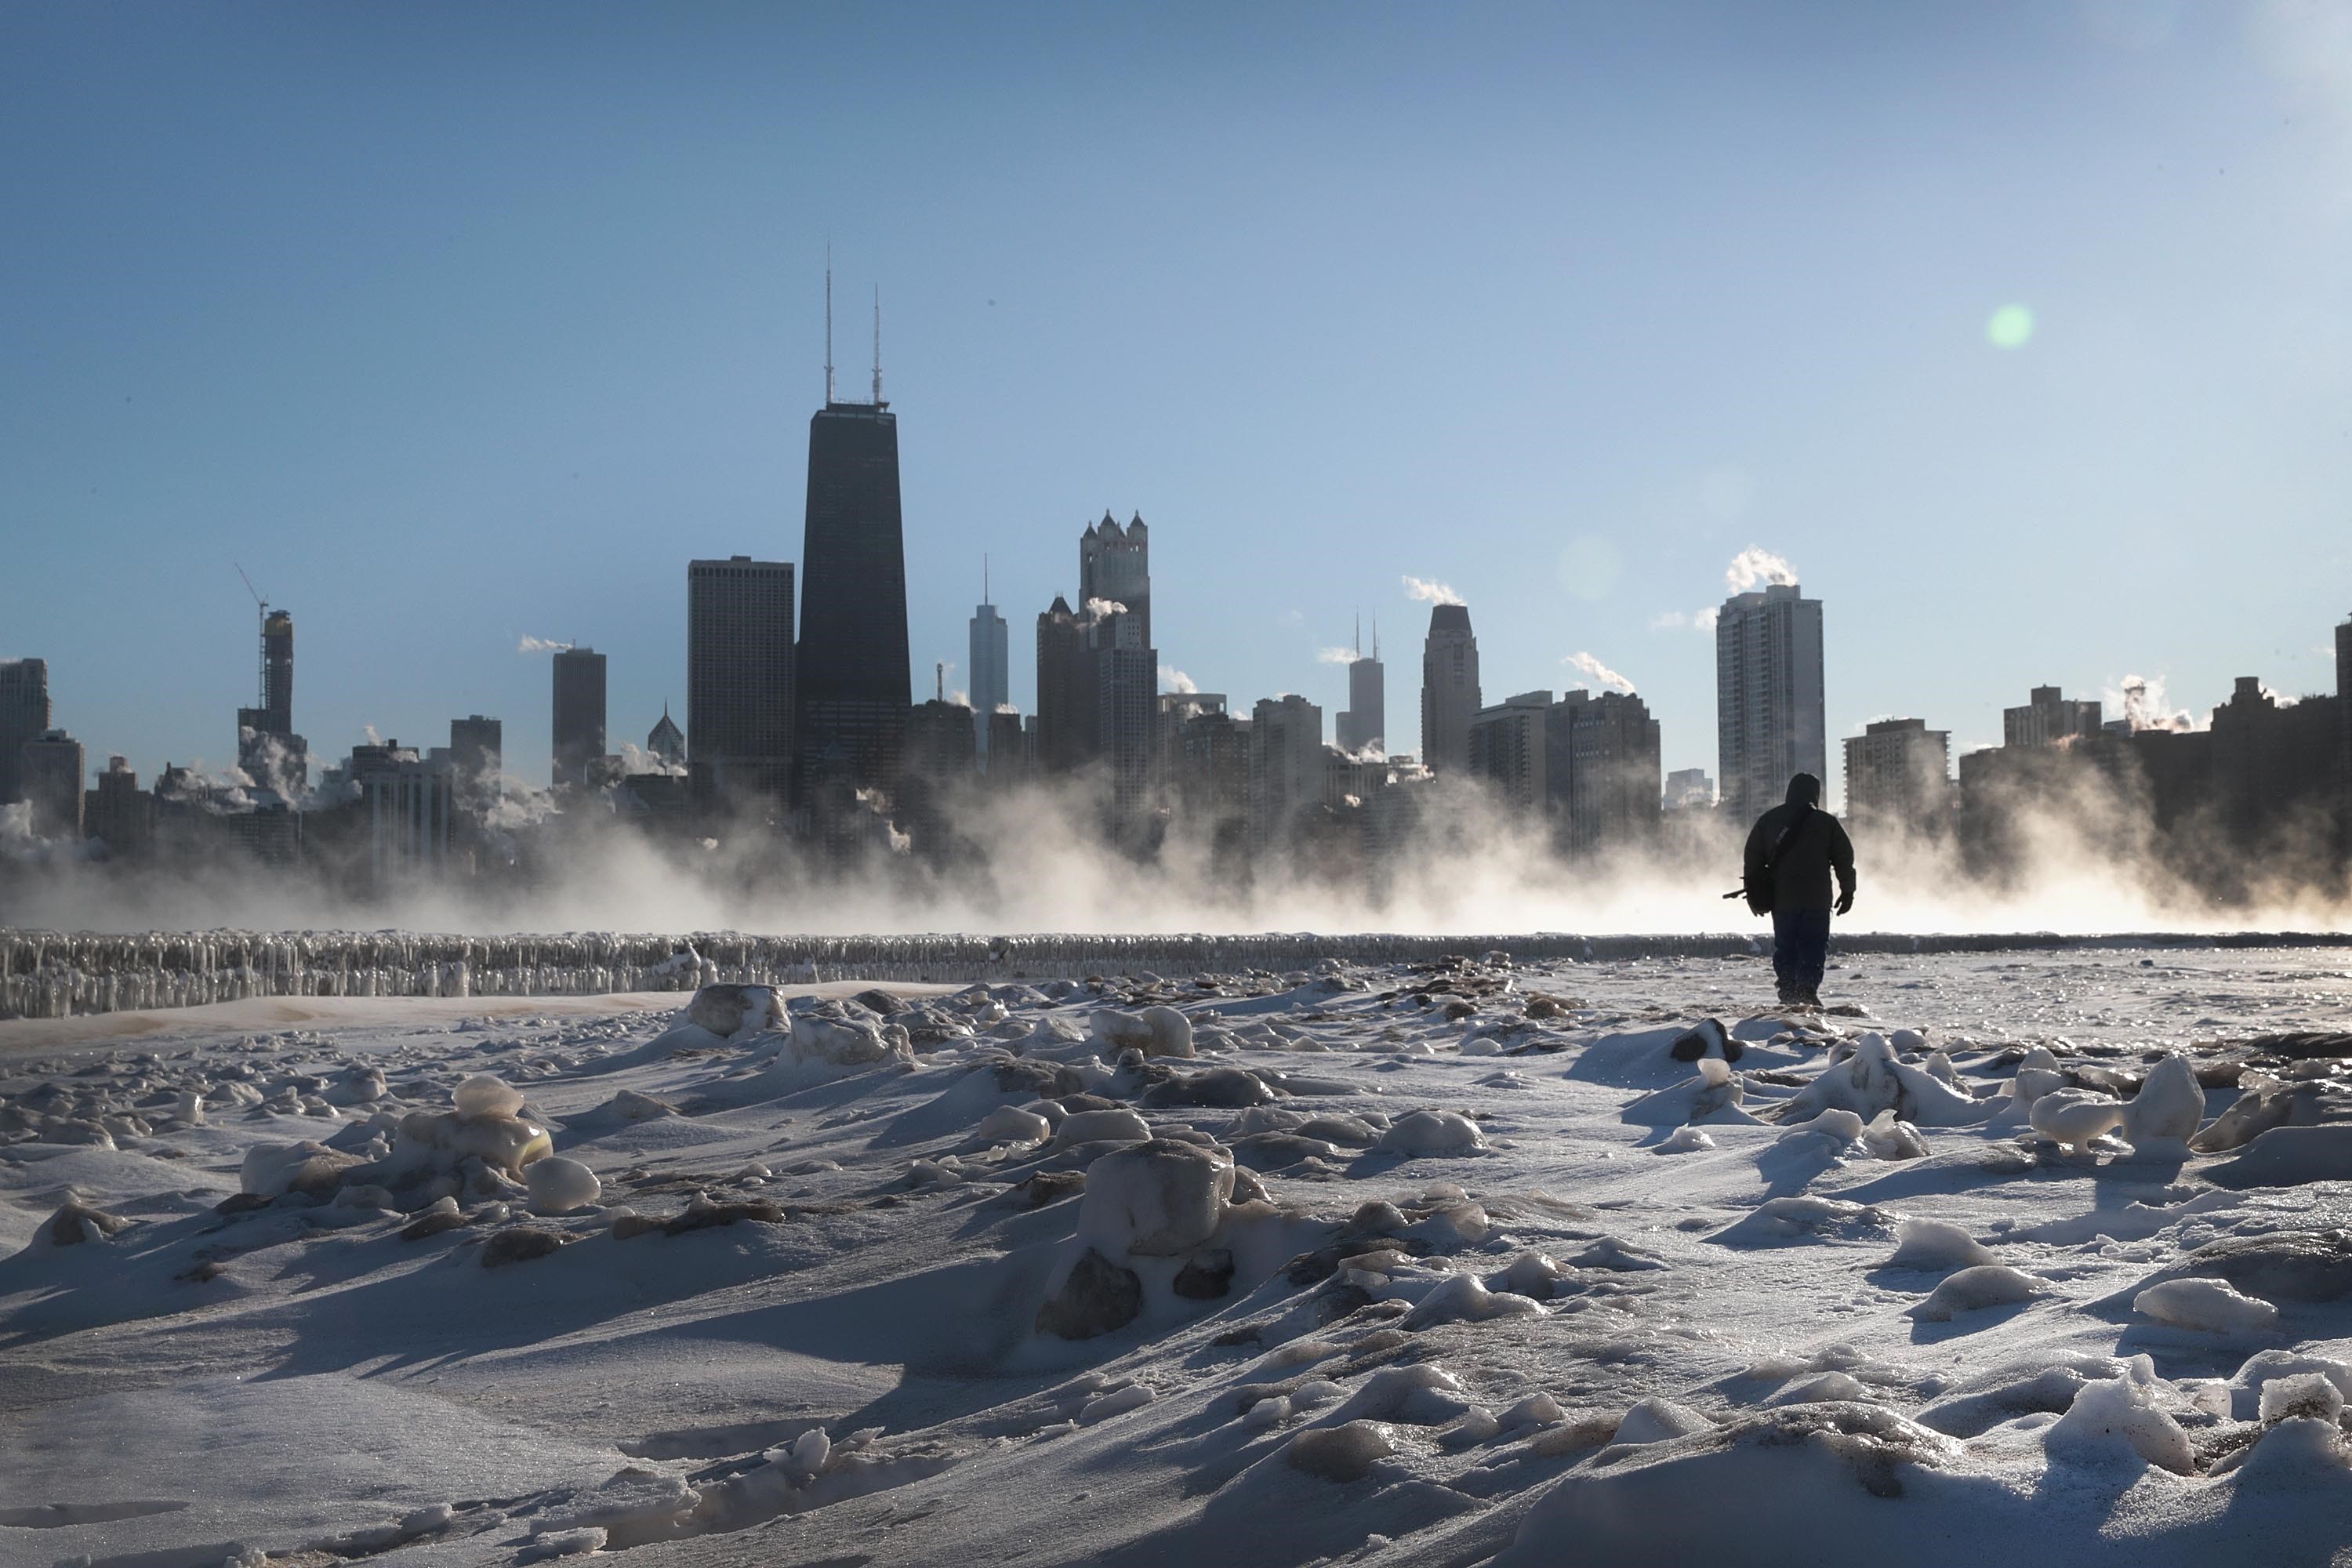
[969,567,1010,767]
[237,608,307,794]
[1338,619,1385,756]
[904,698,978,779]
[983,710,1031,789]
[2004,685,2103,750]
[1717,581,1825,822]
[551,647,607,789]
[0,658,49,806]
[1095,611,1158,830]
[1171,698,1249,829]
[1080,512,1151,648]
[1035,596,1098,774]
[797,394,909,800]
[648,706,685,769]
[1843,717,1951,833]
[1557,689,1663,855]
[1250,695,1323,850]
[689,556,794,800]
[20,728,85,840]
[2207,677,2344,852]
[1468,690,1552,814]
[1664,768,1715,810]
[1420,603,1480,775]
[450,715,502,793]
[90,756,152,858]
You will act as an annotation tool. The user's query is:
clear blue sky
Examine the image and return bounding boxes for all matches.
[5,1,2350,790]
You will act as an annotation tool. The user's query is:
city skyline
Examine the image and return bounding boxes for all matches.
[7,5,2352,792]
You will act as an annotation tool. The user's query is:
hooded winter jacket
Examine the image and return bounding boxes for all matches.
[1741,773,1857,916]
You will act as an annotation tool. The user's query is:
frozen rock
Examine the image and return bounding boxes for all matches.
[1035,1248,1144,1339]
[241,1139,368,1198]
[2045,1374,2195,1473]
[481,1226,567,1268]
[1377,1109,1484,1156]
[2028,1088,2124,1152]
[1078,1138,1233,1256]
[2122,1054,2204,1145]
[789,1013,908,1068]
[1091,1007,1196,1058]
[1669,1018,1740,1062]
[1784,1033,1981,1127]
[2132,1276,2279,1334]
[2227,1351,2352,1419]
[390,1105,553,1181]
[1886,1218,1994,1272]
[686,984,777,1038]
[2259,1373,2344,1425]
[1658,1125,1715,1153]
[1052,1107,1152,1149]
[1778,1107,1865,1149]
[1908,1265,2047,1321]
[1407,1272,1545,1327]
[975,1105,1052,1143]
[2203,1126,2352,1189]
[24,1194,133,1250]
[453,1073,527,1120]
[528,1156,603,1215]
[1287,1421,1396,1481]
[606,1090,676,1122]
[1613,1397,1713,1445]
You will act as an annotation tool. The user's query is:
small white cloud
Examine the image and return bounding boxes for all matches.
[1402,575,1465,606]
[1316,646,1357,665]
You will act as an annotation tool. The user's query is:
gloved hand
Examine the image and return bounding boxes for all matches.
[1835,889,1854,916]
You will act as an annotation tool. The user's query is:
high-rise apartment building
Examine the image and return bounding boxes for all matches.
[1715,582,1825,822]
[1664,768,1715,810]
[1250,694,1323,850]
[2003,686,2103,750]
[1555,689,1663,854]
[449,715,503,800]
[1420,603,1481,775]
[1843,717,1951,831]
[969,569,1010,767]
[1079,512,1151,648]
[236,608,307,794]
[1035,597,1098,774]
[1468,690,1552,813]
[20,728,85,841]
[797,386,909,798]
[688,555,795,800]
[551,647,608,788]
[1337,619,1385,757]
[0,659,50,806]
[1095,611,1158,829]
[91,755,152,858]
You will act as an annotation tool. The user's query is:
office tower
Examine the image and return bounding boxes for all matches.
[552,647,608,788]
[983,710,1030,788]
[969,593,1010,768]
[1250,694,1323,849]
[91,756,153,858]
[1079,511,1151,647]
[2207,676,2344,850]
[1337,617,1385,757]
[1035,597,1099,773]
[0,658,49,805]
[796,306,909,797]
[1664,768,1715,809]
[1843,717,1952,831]
[1557,690,1664,854]
[1095,610,1158,829]
[2338,615,2351,800]
[20,728,85,841]
[449,715,503,799]
[2002,686,2103,749]
[236,608,307,793]
[1420,603,1481,774]
[688,555,795,799]
[1715,581,1825,822]
[1173,699,1251,855]
[361,746,455,885]
[904,698,978,779]
[647,707,686,769]
[1468,691,1552,814]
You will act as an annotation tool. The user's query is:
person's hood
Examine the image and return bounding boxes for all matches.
[1785,773,1822,808]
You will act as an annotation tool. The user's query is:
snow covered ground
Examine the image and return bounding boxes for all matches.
[5,943,2352,1567]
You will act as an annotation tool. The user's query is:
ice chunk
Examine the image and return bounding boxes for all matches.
[241,1140,367,1198]
[2259,1373,2344,1425]
[1885,1218,1996,1272]
[1407,1272,1545,1327]
[2132,1276,2279,1334]
[1052,1107,1152,1149]
[2045,1376,2195,1474]
[1076,1138,1233,1256]
[2028,1088,2123,1152]
[1860,1110,1928,1160]
[685,983,777,1039]
[1658,1126,1715,1153]
[2122,1054,2204,1145]
[528,1156,602,1215]
[1091,1007,1196,1058]
[1287,1421,1396,1481]
[1777,1108,1864,1149]
[2227,1351,2352,1420]
[1908,1265,2046,1321]
[453,1073,527,1120]
[1783,1033,1982,1127]
[975,1105,1052,1143]
[1613,1397,1712,1445]
[391,1105,553,1181]
[1377,1109,1485,1156]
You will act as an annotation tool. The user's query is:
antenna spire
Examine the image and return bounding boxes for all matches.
[872,285,883,405]
[1355,610,1361,657]
[983,552,990,605]
[824,249,836,405]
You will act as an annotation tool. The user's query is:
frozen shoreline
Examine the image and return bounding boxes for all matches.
[6,925,2351,1022]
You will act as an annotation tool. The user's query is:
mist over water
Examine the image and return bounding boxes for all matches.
[3,771,2346,939]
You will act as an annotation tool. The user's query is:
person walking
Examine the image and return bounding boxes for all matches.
[1739,772,1856,1008]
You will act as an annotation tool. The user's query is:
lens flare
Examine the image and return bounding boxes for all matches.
[1986,303,2034,349]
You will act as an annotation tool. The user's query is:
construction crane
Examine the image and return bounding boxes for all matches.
[234,564,269,709]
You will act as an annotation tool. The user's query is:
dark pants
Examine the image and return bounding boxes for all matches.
[1772,908,1831,996]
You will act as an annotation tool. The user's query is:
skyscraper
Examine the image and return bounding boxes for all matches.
[1250,694,1323,850]
[20,728,85,841]
[236,608,307,794]
[1420,603,1481,774]
[1035,596,1098,774]
[1843,717,1951,831]
[1468,690,1552,813]
[969,562,1009,767]
[1095,609,1158,830]
[449,716,503,793]
[2003,686,2102,749]
[1079,512,1150,647]
[1555,689,1663,855]
[688,555,796,800]
[797,298,909,800]
[0,658,49,806]
[552,646,608,788]
[1337,616,1385,756]
[1716,581,1826,823]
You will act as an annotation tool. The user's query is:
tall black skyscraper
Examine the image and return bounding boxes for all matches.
[689,554,796,800]
[797,282,910,799]
[552,646,607,788]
